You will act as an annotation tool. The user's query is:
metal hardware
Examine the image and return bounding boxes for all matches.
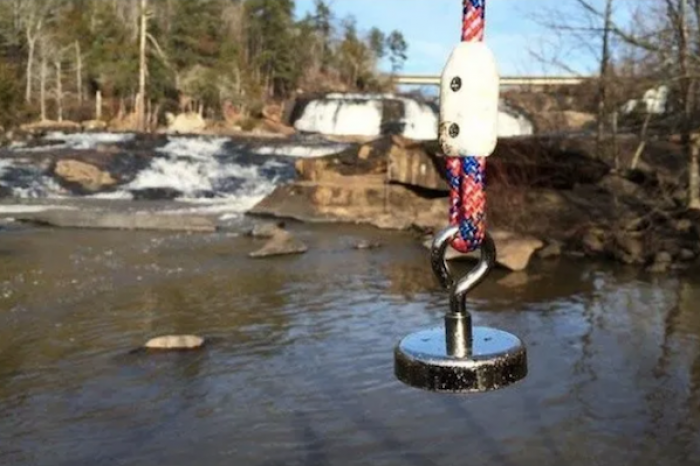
[394,226,528,394]
[448,123,460,138]
[450,76,462,92]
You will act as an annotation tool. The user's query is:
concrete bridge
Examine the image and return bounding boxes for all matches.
[390,74,594,88]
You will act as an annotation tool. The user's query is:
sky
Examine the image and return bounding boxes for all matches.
[294,0,631,77]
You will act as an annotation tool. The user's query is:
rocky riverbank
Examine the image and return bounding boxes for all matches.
[0,127,697,273]
[250,133,700,273]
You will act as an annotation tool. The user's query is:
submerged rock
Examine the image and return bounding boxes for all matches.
[249,230,308,258]
[144,335,205,350]
[354,240,382,250]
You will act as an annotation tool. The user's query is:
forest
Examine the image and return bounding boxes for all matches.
[0,0,409,129]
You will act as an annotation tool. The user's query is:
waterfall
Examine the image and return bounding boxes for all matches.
[291,93,534,140]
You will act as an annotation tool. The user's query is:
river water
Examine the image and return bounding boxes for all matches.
[0,221,699,466]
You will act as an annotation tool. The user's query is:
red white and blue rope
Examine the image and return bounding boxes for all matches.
[446,0,488,254]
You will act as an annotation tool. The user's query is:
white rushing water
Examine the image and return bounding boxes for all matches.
[398,97,440,140]
[498,103,535,137]
[294,99,384,137]
[14,131,136,152]
[1,133,297,218]
[292,94,534,140]
[113,136,290,214]
[252,142,351,158]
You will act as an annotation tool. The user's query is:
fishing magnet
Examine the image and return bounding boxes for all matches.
[394,226,527,394]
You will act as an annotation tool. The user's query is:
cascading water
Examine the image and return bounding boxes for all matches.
[294,95,385,137]
[397,97,441,140]
[291,93,534,140]
[497,101,535,137]
[0,132,353,218]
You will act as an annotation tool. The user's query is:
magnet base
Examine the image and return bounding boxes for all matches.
[394,326,527,394]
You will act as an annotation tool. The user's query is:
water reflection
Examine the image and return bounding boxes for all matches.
[1,227,700,465]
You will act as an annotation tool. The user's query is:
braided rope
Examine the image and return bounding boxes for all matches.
[446,0,488,253]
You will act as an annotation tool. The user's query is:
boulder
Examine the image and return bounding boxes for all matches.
[165,111,206,134]
[260,118,296,136]
[537,240,562,259]
[611,232,645,265]
[423,230,544,271]
[246,222,287,239]
[581,227,607,255]
[262,104,283,122]
[387,136,447,192]
[53,159,117,193]
[249,230,308,258]
[144,335,205,350]
[81,120,108,131]
[251,181,445,231]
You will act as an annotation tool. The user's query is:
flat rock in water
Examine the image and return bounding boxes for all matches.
[249,231,308,258]
[144,335,205,350]
[423,230,544,272]
[15,210,216,232]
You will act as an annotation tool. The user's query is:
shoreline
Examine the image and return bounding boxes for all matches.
[0,128,697,273]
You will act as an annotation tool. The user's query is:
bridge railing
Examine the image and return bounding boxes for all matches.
[388,75,596,87]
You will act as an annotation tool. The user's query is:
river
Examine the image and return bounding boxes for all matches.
[0,221,699,466]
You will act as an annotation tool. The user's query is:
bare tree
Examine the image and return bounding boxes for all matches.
[39,38,48,121]
[670,0,700,208]
[74,41,82,104]
[18,0,57,103]
[534,0,700,209]
[137,0,148,131]
[597,0,618,169]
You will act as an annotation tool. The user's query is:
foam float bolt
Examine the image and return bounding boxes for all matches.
[439,41,500,158]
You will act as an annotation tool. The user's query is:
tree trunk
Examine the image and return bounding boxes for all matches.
[40,52,47,121]
[96,90,102,120]
[26,38,36,103]
[75,41,83,104]
[55,60,63,122]
[137,0,148,131]
[676,0,700,208]
[691,140,700,209]
[596,0,614,163]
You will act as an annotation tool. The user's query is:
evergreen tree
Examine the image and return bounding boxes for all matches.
[0,0,410,126]
[386,30,408,73]
[245,0,296,98]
